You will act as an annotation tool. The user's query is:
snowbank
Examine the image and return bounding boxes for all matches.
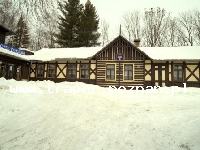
[0,78,200,150]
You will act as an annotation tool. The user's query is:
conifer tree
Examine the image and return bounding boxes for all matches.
[11,15,30,48]
[56,0,100,47]
[78,0,100,47]
[56,0,83,47]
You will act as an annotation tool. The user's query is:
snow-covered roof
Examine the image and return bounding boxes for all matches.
[139,46,200,60]
[1,43,200,62]
[0,47,30,61]
[30,47,102,61]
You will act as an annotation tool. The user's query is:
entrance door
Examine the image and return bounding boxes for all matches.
[154,64,166,87]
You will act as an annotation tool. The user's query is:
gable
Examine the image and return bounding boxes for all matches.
[94,35,149,60]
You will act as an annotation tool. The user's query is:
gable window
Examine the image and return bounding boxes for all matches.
[47,64,56,78]
[173,65,183,81]
[37,64,44,78]
[80,64,89,79]
[67,64,76,78]
[106,64,115,80]
[124,64,133,80]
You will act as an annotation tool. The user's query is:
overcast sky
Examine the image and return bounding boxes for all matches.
[80,0,200,39]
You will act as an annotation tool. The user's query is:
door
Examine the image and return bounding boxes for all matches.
[154,64,166,87]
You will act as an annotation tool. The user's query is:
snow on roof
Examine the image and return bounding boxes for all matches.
[0,47,30,61]
[30,47,102,61]
[139,46,200,60]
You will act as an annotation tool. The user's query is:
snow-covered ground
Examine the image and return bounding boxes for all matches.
[0,78,200,150]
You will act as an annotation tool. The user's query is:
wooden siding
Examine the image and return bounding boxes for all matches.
[96,60,144,88]
[95,35,147,60]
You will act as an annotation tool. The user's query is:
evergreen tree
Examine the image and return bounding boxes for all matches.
[78,0,100,47]
[56,0,83,47]
[56,0,100,47]
[11,15,30,48]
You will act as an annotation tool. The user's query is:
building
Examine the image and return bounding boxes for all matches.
[0,31,200,88]
[29,35,200,88]
[0,24,33,81]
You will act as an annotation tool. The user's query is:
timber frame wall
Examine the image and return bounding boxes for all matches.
[144,60,200,87]
[29,60,97,84]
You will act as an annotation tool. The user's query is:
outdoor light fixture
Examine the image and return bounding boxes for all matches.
[0,61,2,64]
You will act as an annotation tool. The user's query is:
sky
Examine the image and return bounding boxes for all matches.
[80,0,200,39]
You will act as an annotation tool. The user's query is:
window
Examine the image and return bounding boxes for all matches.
[47,64,56,78]
[124,64,133,80]
[106,64,115,80]
[80,64,89,78]
[8,64,14,79]
[173,65,183,81]
[37,64,44,78]
[67,64,76,78]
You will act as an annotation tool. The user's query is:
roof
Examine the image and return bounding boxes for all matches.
[0,47,30,61]
[30,47,102,61]
[139,46,200,61]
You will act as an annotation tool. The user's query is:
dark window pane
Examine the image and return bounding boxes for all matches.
[124,64,133,80]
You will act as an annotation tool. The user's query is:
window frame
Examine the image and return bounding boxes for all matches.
[37,64,45,78]
[123,64,134,81]
[105,63,116,81]
[47,64,56,78]
[173,65,184,81]
[80,64,89,79]
[67,64,77,79]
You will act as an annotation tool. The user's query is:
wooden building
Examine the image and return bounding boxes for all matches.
[29,35,200,88]
[0,30,200,88]
[0,24,33,80]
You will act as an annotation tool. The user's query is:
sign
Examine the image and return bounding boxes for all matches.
[116,53,123,60]
[0,43,25,55]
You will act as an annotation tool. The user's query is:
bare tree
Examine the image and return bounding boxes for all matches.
[142,7,170,47]
[177,11,195,46]
[192,9,200,45]
[163,16,180,46]
[0,0,20,30]
[122,10,141,42]
[100,19,109,46]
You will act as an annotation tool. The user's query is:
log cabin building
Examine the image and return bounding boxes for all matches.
[0,25,200,88]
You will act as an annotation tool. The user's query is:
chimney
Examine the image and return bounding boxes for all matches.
[134,39,140,47]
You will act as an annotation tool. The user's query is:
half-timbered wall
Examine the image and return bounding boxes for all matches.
[29,60,96,84]
[144,60,200,87]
